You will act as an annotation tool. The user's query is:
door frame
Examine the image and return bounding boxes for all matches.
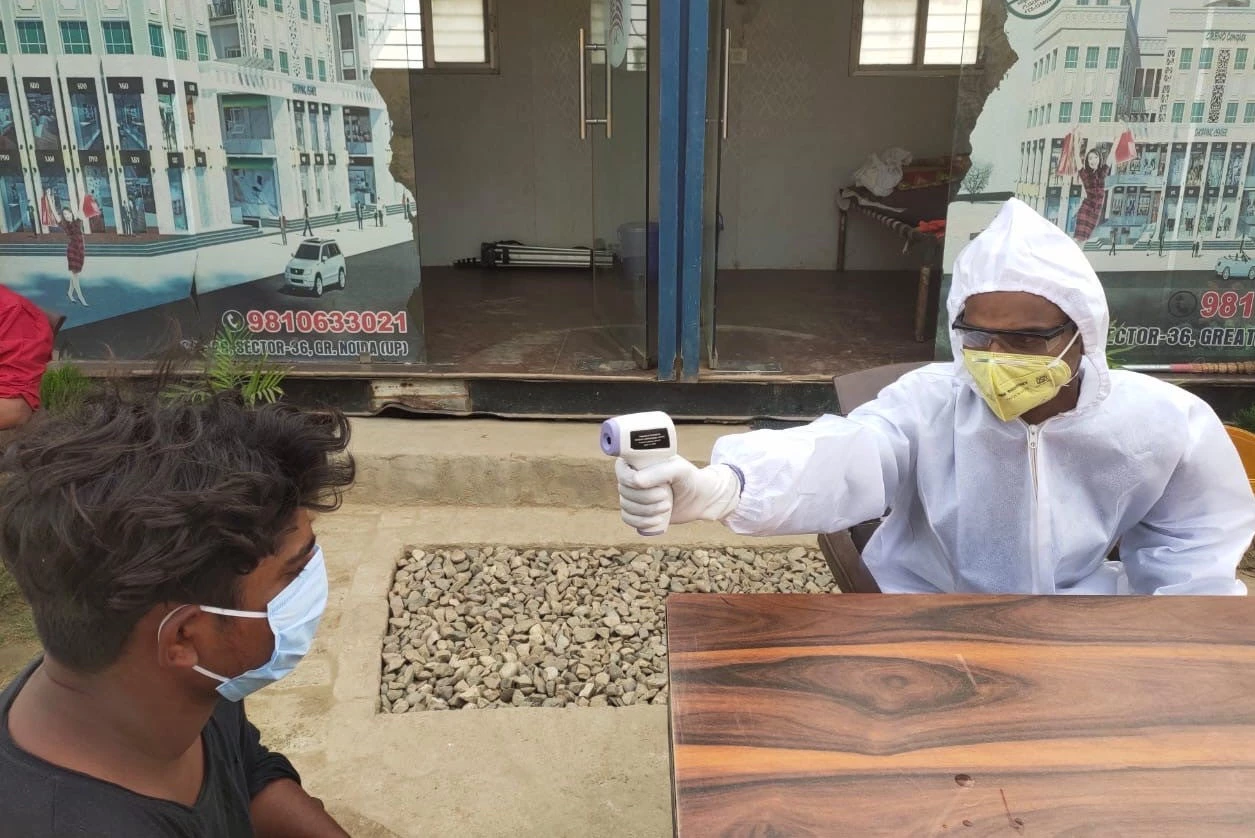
[656,0,684,380]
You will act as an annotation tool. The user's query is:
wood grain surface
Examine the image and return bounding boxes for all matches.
[666,594,1255,837]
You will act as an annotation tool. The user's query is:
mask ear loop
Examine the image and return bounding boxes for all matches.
[156,603,265,683]
[1054,328,1083,386]
[157,603,192,653]
[158,604,224,681]
[199,605,269,619]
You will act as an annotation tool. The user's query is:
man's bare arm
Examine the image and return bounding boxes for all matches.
[250,778,350,837]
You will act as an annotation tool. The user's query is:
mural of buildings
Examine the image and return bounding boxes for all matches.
[1015,0,1255,249]
[0,0,396,238]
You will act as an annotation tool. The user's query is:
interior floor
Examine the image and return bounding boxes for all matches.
[711,269,935,376]
[422,267,935,377]
[422,267,645,375]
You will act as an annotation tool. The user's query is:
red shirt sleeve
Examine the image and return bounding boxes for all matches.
[0,288,55,411]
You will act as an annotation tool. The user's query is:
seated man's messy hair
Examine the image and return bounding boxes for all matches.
[0,392,355,672]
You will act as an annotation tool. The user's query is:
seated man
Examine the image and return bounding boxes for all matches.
[0,285,55,430]
[0,393,356,836]
[616,199,1255,595]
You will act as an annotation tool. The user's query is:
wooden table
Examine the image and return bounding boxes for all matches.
[667,593,1255,837]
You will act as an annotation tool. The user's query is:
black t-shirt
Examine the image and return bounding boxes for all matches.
[0,659,300,836]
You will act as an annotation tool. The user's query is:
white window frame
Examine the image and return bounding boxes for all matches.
[371,0,498,74]
[851,0,984,77]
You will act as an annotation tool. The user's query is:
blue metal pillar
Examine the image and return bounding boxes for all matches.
[678,0,710,381]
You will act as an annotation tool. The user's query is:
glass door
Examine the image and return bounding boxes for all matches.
[587,0,652,368]
[700,0,727,368]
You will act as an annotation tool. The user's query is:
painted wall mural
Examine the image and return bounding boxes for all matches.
[0,0,422,364]
[945,0,1255,368]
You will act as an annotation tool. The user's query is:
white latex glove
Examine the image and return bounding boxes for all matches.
[615,456,742,535]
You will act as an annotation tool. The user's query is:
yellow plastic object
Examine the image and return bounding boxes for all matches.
[1224,425,1255,495]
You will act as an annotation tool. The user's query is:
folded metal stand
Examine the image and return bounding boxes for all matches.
[455,240,614,270]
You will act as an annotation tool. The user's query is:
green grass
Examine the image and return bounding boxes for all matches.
[3,363,88,683]
[0,564,21,612]
[39,363,93,416]
[0,564,38,686]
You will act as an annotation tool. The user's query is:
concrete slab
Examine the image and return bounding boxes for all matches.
[311,706,671,838]
[246,504,810,837]
[346,418,749,508]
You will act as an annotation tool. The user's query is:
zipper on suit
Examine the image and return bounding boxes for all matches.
[1027,424,1043,592]
[1027,425,1041,498]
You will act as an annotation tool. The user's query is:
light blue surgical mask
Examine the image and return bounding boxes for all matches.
[158,548,328,702]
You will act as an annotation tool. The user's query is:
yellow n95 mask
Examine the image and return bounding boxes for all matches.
[963,330,1080,422]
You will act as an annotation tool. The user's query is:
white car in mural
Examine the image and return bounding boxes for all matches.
[1215,251,1255,281]
[285,238,347,296]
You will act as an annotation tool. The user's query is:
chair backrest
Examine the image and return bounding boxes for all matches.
[834,361,929,415]
[817,531,881,594]
[1225,425,1255,495]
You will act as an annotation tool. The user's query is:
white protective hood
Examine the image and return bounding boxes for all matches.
[711,199,1254,595]
[947,197,1111,409]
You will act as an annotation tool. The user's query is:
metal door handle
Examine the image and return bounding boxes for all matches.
[721,28,730,140]
[605,35,613,139]
[579,28,611,140]
[579,27,587,140]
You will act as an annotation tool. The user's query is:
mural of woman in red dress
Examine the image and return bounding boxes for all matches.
[60,208,87,306]
[1073,147,1110,244]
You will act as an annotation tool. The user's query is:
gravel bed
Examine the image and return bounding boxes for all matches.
[380,545,834,712]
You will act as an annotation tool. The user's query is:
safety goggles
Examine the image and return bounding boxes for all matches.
[951,314,1077,355]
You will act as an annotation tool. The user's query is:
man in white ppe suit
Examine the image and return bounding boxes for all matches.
[616,199,1255,594]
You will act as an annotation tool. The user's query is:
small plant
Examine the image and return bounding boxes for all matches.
[38,363,93,415]
[1232,404,1255,435]
[164,324,289,406]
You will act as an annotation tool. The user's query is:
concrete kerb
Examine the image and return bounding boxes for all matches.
[329,516,400,716]
[323,506,820,739]
[344,418,743,508]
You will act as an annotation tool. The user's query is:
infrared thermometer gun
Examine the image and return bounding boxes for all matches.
[600,411,677,536]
